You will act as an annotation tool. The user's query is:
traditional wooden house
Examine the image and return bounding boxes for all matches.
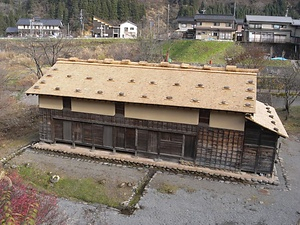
[26,58,288,175]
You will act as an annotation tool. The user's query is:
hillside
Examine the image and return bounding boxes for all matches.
[1,0,300,36]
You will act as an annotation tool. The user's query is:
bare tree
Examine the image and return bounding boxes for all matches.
[279,66,300,119]
[134,37,164,62]
[225,43,267,69]
[20,38,75,78]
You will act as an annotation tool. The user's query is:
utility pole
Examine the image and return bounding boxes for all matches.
[233,1,237,17]
[167,3,170,39]
[157,14,159,38]
[80,9,84,37]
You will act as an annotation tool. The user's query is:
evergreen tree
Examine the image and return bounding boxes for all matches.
[118,0,130,21]
[199,1,205,13]
[109,0,118,21]
[57,2,65,19]
[0,12,7,36]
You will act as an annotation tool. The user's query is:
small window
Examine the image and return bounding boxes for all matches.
[255,24,262,29]
[197,22,202,26]
[214,22,220,26]
[226,23,232,27]
[213,32,218,36]
[115,102,125,117]
[130,27,134,30]
[249,24,262,29]
[181,23,187,28]
[63,97,71,110]
[124,27,128,32]
[199,109,210,125]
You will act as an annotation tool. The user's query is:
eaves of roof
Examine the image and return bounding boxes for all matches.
[176,17,195,23]
[194,14,235,22]
[246,101,288,138]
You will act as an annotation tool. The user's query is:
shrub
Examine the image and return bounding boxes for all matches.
[0,170,67,225]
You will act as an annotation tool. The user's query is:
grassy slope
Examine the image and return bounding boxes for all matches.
[163,40,234,64]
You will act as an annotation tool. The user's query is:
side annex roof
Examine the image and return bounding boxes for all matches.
[246,101,288,138]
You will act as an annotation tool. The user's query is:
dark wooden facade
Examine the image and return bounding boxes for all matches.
[242,121,278,174]
[39,103,278,175]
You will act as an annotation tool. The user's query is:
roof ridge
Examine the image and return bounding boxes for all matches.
[56,58,259,74]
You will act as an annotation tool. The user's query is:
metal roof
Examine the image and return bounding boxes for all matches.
[245,15,293,24]
[176,17,195,23]
[120,20,137,26]
[16,18,63,27]
[5,27,18,33]
[246,101,288,138]
[194,14,235,22]
[293,19,300,26]
[26,58,258,114]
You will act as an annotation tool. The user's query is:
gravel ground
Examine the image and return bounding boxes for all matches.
[7,135,300,225]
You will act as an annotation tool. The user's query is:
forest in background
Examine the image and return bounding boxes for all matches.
[176,0,300,18]
[0,0,300,36]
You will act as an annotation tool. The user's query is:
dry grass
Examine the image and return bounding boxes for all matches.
[277,106,300,135]
[157,183,179,194]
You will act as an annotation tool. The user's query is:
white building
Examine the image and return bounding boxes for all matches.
[16,18,63,37]
[120,21,137,39]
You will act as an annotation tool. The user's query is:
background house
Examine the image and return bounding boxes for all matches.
[5,27,18,37]
[26,58,287,175]
[243,15,294,43]
[194,14,236,40]
[120,21,137,39]
[176,14,237,41]
[16,18,63,37]
[175,16,195,39]
[92,17,119,38]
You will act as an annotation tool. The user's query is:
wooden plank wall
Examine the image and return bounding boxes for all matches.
[196,127,244,171]
[39,108,53,142]
[39,108,277,174]
[39,109,198,157]
[242,145,276,174]
[242,121,278,174]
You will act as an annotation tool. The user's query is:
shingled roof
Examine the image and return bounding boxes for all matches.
[194,14,235,22]
[26,58,258,114]
[245,15,293,24]
[246,101,288,138]
[16,18,63,27]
